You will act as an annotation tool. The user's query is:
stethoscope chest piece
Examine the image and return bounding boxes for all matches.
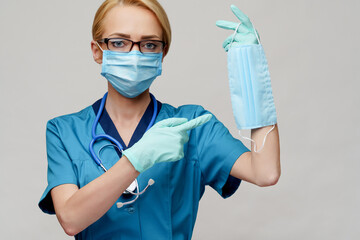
[124,180,137,193]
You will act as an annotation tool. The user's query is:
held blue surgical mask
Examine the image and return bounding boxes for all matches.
[227,23,277,152]
[98,43,162,98]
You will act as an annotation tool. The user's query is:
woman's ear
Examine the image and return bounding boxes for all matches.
[91,40,103,64]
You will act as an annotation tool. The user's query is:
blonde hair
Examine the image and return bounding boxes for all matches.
[92,0,171,55]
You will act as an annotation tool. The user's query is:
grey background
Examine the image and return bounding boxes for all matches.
[0,0,359,239]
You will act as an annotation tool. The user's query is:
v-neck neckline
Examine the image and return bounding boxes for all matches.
[92,95,162,157]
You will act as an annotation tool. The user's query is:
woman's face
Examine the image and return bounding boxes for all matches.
[92,5,164,64]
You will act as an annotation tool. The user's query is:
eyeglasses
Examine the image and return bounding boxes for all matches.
[98,38,166,53]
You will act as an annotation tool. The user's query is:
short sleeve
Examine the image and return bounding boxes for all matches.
[38,120,78,214]
[194,107,250,198]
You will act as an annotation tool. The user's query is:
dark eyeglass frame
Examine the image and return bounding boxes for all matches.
[98,38,166,53]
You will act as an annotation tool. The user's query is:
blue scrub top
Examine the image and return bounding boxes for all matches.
[39,95,249,240]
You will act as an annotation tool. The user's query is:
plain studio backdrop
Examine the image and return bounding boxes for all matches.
[0,0,359,239]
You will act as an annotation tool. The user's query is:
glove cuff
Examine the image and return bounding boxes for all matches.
[123,150,144,173]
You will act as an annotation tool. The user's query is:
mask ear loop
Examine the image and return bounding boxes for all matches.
[251,22,261,45]
[239,125,275,153]
[96,41,104,52]
[230,22,242,49]
[230,22,261,49]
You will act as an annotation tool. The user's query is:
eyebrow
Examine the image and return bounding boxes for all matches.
[108,33,161,40]
[108,33,131,38]
[141,35,161,40]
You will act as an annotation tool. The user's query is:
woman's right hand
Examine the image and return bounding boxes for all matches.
[123,114,212,173]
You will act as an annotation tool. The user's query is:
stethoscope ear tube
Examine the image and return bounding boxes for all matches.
[116,179,155,208]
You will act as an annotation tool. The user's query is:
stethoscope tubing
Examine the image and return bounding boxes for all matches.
[88,92,157,207]
[89,92,157,171]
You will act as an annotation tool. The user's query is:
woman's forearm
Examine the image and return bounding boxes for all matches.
[51,156,139,236]
[250,124,281,186]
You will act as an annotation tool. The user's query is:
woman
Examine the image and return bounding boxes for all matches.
[39,0,280,239]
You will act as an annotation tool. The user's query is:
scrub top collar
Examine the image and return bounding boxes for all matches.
[92,95,162,157]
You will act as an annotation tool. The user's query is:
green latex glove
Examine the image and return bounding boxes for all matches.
[123,114,212,173]
[216,5,259,52]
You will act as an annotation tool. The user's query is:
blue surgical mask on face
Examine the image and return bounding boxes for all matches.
[99,47,162,98]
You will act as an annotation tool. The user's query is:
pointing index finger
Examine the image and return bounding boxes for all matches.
[176,114,212,132]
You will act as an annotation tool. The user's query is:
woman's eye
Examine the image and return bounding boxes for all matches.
[111,40,126,48]
[143,42,157,49]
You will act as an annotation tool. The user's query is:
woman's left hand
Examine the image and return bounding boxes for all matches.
[216,5,259,51]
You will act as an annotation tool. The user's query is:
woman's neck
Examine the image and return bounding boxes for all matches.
[105,84,151,123]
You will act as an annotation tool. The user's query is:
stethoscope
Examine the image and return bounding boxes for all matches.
[89,92,157,208]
